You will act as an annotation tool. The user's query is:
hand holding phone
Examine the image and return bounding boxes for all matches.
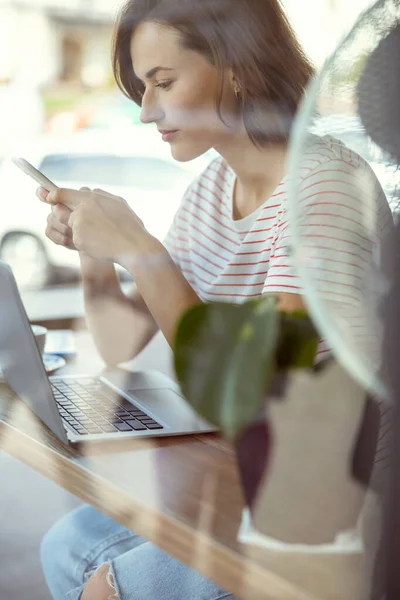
[12,157,58,192]
[12,156,78,250]
[12,156,75,210]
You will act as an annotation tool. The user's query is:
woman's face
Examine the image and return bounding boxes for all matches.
[130,22,241,162]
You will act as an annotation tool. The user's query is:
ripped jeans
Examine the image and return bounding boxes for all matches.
[40,504,236,600]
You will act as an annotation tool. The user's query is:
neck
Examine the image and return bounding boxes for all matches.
[214,132,288,219]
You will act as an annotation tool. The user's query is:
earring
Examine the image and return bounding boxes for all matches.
[235,87,242,101]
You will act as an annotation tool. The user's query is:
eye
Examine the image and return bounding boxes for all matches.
[155,80,174,90]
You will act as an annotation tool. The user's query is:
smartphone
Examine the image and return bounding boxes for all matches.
[12,157,58,192]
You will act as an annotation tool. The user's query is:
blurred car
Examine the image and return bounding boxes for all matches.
[0,127,211,289]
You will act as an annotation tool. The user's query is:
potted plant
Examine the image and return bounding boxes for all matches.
[173,296,320,508]
[173,296,367,548]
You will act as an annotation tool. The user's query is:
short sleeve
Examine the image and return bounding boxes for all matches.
[262,226,301,295]
[263,158,391,303]
[263,157,393,367]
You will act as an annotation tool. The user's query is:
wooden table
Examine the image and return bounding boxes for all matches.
[0,330,366,600]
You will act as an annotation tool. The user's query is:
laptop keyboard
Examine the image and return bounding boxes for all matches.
[51,378,164,436]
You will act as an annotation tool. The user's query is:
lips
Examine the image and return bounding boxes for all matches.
[159,129,179,142]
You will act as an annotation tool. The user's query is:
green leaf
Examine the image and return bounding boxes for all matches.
[276,311,319,370]
[174,296,279,439]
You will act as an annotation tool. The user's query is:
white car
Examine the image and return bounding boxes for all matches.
[0,128,211,289]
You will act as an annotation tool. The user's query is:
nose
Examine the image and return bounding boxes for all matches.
[140,89,164,124]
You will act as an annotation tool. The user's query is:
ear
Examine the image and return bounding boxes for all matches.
[228,69,241,96]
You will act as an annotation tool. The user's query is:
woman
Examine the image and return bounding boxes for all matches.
[39,0,392,599]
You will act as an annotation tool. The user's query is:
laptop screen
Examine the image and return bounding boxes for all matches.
[0,261,68,441]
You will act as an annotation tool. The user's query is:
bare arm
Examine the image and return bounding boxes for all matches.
[122,236,201,348]
[83,238,306,363]
[275,292,306,312]
[80,254,159,366]
[43,189,305,366]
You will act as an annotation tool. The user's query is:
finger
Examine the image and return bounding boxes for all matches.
[68,209,77,230]
[80,186,91,192]
[47,213,70,236]
[52,203,72,223]
[45,188,83,210]
[36,186,49,202]
[47,213,73,238]
[45,226,74,248]
[92,188,121,200]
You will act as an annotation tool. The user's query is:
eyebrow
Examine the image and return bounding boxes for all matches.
[145,66,174,79]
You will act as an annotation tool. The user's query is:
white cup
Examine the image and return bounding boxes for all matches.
[31,325,48,354]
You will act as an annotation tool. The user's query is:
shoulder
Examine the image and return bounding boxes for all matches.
[299,135,387,194]
[300,134,368,176]
[295,134,389,209]
[280,134,393,236]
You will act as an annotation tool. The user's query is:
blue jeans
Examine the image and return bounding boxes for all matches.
[41,504,235,600]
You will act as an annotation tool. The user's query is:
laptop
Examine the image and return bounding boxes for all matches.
[0,261,216,444]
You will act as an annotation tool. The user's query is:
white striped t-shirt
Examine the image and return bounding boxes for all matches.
[164,135,392,317]
[164,135,393,478]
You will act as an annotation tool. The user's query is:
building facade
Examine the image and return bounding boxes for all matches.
[0,0,122,87]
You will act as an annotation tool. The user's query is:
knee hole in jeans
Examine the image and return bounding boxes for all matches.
[81,563,119,600]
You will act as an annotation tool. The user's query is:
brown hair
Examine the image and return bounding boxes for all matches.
[112,0,315,146]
